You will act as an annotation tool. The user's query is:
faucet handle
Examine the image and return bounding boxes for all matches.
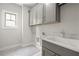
[42,32,45,35]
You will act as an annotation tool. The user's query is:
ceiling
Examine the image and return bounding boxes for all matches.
[23,3,38,8]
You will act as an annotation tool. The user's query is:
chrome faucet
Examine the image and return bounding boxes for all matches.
[42,32,47,38]
[42,32,45,35]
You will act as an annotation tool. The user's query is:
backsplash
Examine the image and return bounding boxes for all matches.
[40,30,79,40]
[63,33,79,40]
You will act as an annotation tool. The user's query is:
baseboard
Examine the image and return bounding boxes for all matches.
[33,51,42,56]
[0,44,20,51]
[0,41,35,51]
[21,41,35,47]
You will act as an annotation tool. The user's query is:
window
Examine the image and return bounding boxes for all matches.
[5,12,16,27]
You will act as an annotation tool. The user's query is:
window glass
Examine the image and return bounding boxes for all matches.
[6,13,10,20]
[5,12,16,27]
[11,14,16,21]
[6,21,15,27]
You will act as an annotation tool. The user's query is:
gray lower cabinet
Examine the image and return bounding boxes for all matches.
[42,40,79,56]
[42,47,59,56]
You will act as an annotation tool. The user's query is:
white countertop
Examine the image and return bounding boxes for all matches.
[42,36,79,52]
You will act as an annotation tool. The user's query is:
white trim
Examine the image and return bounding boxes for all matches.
[0,41,35,51]
[33,40,42,49]
[0,44,20,51]
[2,9,18,29]
[33,51,42,56]
[21,41,34,47]
[21,4,24,46]
[35,43,42,49]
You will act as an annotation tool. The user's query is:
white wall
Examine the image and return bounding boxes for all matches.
[61,3,79,34]
[36,3,79,39]
[0,3,22,49]
[0,3,36,50]
[22,5,35,46]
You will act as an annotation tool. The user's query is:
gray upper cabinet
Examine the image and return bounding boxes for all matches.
[36,4,43,24]
[30,6,37,25]
[43,3,56,24]
[29,3,60,26]
[30,3,43,25]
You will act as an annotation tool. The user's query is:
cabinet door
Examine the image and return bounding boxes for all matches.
[36,4,43,24]
[30,6,37,25]
[43,3,56,23]
[42,47,56,56]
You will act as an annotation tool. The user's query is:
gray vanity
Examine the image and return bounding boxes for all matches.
[42,40,79,56]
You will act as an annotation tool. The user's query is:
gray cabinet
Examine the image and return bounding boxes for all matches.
[30,4,43,25]
[42,47,59,56]
[42,40,79,56]
[29,3,60,26]
[43,3,56,23]
[30,6,37,25]
[36,4,43,24]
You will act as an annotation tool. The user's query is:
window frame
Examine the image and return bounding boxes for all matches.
[2,10,17,29]
[5,12,16,27]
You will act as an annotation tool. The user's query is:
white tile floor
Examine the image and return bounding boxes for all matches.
[0,45,41,56]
